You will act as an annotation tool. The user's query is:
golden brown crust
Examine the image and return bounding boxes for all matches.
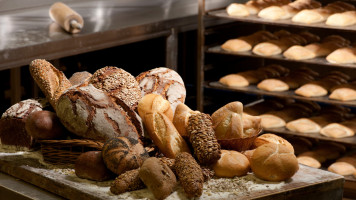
[253,133,294,153]
[110,169,145,195]
[212,150,250,178]
[138,93,173,124]
[173,103,199,138]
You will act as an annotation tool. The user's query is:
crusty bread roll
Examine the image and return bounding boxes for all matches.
[326,47,356,64]
[328,162,356,176]
[145,112,190,158]
[29,59,72,109]
[326,11,356,27]
[329,81,356,101]
[251,143,299,181]
[320,118,356,138]
[242,149,255,162]
[297,156,321,168]
[212,150,250,178]
[173,103,199,138]
[253,133,294,153]
[138,93,173,124]
[226,0,291,17]
[286,118,321,133]
[258,0,321,20]
[257,78,290,91]
[221,31,276,52]
[292,1,355,24]
[75,151,113,181]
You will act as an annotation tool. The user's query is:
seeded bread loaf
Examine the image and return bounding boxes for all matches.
[110,168,145,195]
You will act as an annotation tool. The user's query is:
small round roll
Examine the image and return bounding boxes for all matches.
[213,150,250,178]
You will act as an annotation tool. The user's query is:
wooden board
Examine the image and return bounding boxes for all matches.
[0,151,344,200]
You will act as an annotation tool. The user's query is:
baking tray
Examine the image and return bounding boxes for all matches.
[207,46,356,69]
[207,9,356,32]
[207,81,356,107]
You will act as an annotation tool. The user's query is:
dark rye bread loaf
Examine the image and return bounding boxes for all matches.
[136,67,186,112]
[102,137,149,175]
[0,98,48,150]
[89,66,142,110]
[56,84,143,141]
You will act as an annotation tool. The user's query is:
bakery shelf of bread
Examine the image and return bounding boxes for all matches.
[208,2,356,32]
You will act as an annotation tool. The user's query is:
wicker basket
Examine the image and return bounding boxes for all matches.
[39,139,104,165]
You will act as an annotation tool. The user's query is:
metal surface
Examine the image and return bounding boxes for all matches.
[0,0,235,71]
[207,46,356,69]
[165,28,178,71]
[197,0,206,111]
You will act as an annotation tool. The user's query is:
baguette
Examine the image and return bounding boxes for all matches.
[326,11,356,27]
[221,31,276,52]
[29,59,72,109]
[144,112,190,158]
[258,0,321,20]
[292,1,355,24]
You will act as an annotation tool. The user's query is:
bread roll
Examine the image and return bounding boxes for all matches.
[138,93,173,124]
[136,67,186,112]
[221,31,276,52]
[212,150,250,178]
[25,110,66,139]
[139,157,177,200]
[89,66,142,110]
[297,156,321,168]
[226,0,291,17]
[173,103,199,138]
[102,137,149,175]
[29,59,72,109]
[326,47,356,64]
[75,151,113,181]
[251,143,299,181]
[298,151,326,163]
[253,133,294,153]
[330,87,356,101]
[337,157,356,168]
[326,11,356,27]
[110,169,145,195]
[286,118,321,133]
[257,78,290,91]
[145,112,190,158]
[328,162,356,176]
[320,120,356,138]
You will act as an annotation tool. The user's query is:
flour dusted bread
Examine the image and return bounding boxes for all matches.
[212,150,250,178]
[29,59,72,109]
[144,112,190,158]
[251,143,299,181]
[221,31,276,52]
[326,11,356,27]
[253,133,294,153]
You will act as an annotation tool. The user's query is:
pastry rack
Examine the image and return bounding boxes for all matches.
[197,0,356,196]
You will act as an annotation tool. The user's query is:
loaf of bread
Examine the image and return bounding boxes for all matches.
[253,133,294,153]
[144,112,190,158]
[292,1,355,24]
[25,110,66,139]
[173,103,199,138]
[102,137,149,175]
[137,93,173,124]
[320,118,356,138]
[329,81,356,101]
[89,66,142,110]
[136,67,186,112]
[258,0,321,20]
[284,35,350,60]
[221,31,277,52]
[139,157,177,200]
[326,11,356,27]
[187,113,221,164]
[251,143,299,181]
[326,47,356,64]
[174,152,204,198]
[29,59,72,109]
[295,72,349,97]
[212,150,250,178]
[219,64,289,87]
[226,0,291,17]
[75,151,113,181]
[56,84,143,140]
[110,169,145,195]
[69,71,92,86]
[0,98,48,150]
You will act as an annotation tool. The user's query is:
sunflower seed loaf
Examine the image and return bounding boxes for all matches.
[187,113,221,165]
[174,152,204,198]
[110,168,145,195]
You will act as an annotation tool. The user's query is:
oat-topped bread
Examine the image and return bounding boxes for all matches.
[0,98,48,150]
[29,59,72,109]
[136,67,186,112]
[56,84,143,140]
[89,66,142,110]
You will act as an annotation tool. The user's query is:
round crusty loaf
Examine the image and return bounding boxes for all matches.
[56,84,143,140]
[212,150,250,178]
[89,66,142,110]
[137,93,173,123]
[139,157,177,200]
[253,133,294,153]
[102,137,149,175]
[25,110,66,139]
[29,59,72,109]
[136,67,186,112]
[251,143,299,181]
[75,151,113,181]
[69,71,92,86]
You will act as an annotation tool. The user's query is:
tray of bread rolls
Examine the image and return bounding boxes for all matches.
[0,59,345,199]
[208,1,356,32]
